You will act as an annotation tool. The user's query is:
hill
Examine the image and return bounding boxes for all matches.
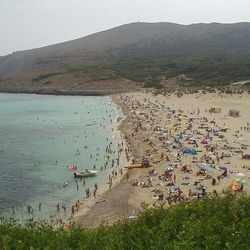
[1,22,250,94]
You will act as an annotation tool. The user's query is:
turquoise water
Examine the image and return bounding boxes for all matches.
[0,94,120,222]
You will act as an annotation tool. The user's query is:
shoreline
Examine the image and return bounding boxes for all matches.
[73,93,163,228]
[0,90,118,97]
[62,96,132,227]
[72,94,145,227]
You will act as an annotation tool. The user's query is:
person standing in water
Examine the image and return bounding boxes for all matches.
[56,203,60,212]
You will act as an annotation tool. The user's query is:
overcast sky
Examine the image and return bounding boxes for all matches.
[0,0,249,56]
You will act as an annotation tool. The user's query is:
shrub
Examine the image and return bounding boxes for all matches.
[0,195,250,249]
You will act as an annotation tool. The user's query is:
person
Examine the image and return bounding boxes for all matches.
[188,188,192,197]
[56,203,60,212]
[39,203,42,211]
[71,205,74,216]
[212,189,218,196]
[212,178,216,186]
[126,173,130,181]
[222,169,228,177]
[75,200,80,211]
[158,193,163,200]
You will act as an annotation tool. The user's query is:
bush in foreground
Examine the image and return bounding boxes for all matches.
[1,194,250,249]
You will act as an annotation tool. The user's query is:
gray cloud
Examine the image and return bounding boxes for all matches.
[0,0,250,56]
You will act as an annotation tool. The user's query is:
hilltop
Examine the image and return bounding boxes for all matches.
[0,22,250,94]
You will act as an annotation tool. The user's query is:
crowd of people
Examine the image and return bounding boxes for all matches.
[117,91,250,208]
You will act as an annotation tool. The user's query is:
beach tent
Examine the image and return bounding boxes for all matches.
[198,163,214,174]
[183,148,197,155]
[198,163,208,171]
[242,154,250,160]
[228,109,240,117]
[209,106,221,113]
[236,172,245,177]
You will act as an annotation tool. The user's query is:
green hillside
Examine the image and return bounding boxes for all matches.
[1,22,250,90]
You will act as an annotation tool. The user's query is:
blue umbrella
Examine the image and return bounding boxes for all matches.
[219,166,227,171]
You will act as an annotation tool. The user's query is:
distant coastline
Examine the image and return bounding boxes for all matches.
[0,89,120,96]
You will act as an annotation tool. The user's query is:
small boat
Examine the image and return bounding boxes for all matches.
[74,170,98,178]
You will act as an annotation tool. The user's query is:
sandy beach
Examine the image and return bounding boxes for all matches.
[74,90,250,228]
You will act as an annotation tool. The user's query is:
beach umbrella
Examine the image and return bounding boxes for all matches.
[166,167,174,171]
[202,138,209,144]
[229,183,241,191]
[234,178,246,184]
[218,166,227,171]
[242,154,250,160]
[177,133,184,141]
[183,148,197,155]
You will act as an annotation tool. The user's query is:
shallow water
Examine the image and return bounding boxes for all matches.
[0,93,120,222]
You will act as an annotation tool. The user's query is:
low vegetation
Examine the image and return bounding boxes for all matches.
[107,53,250,87]
[32,72,64,82]
[1,194,250,249]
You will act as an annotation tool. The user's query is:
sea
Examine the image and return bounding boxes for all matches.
[0,93,122,222]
